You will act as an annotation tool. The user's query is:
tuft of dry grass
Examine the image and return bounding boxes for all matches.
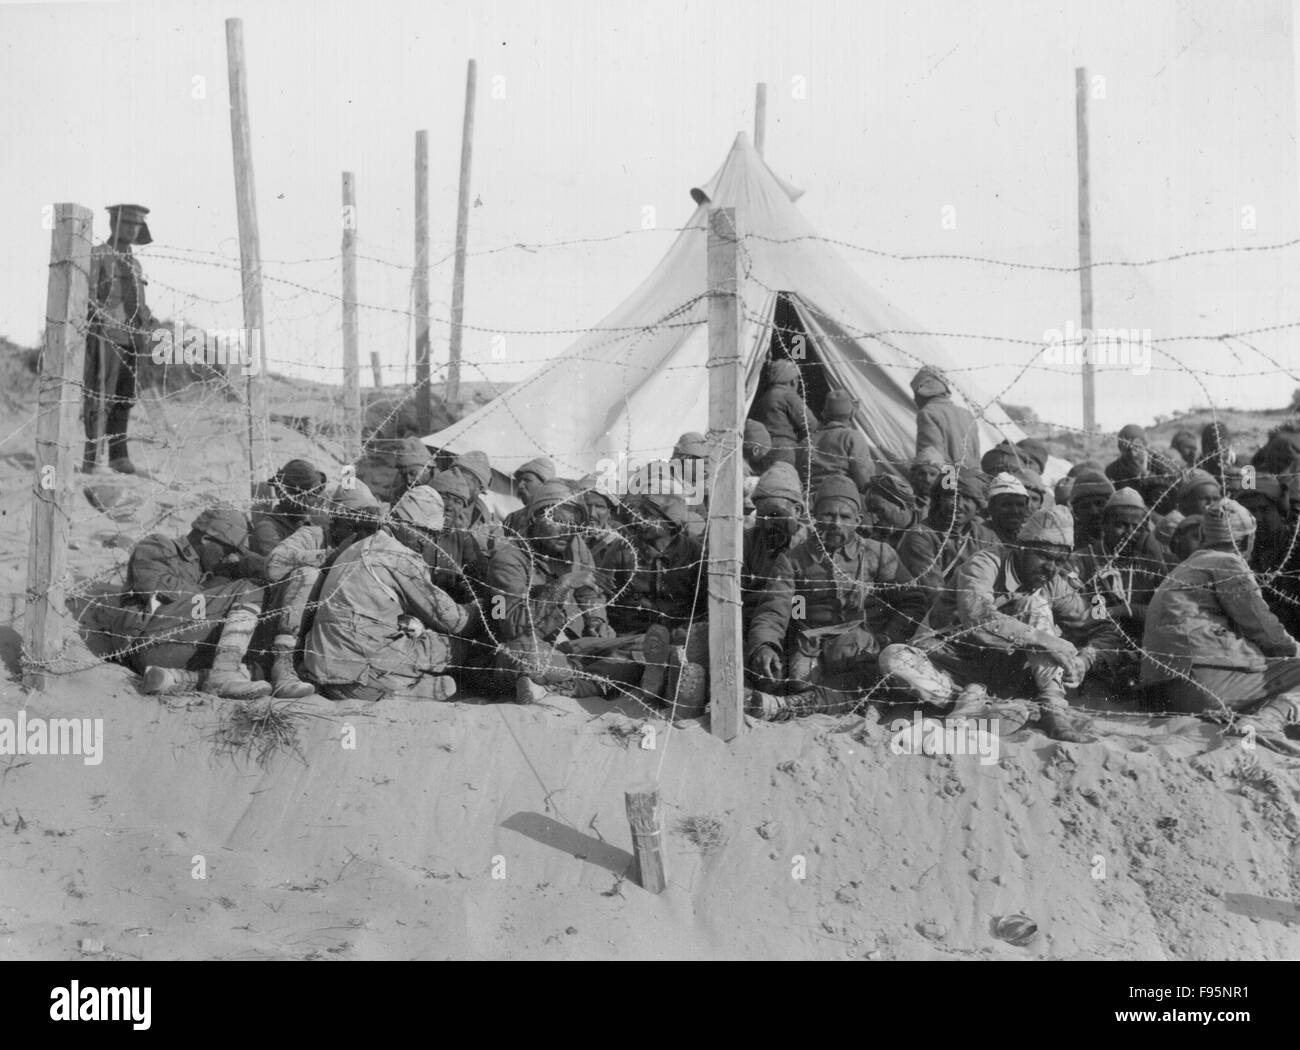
[675,815,727,855]
[208,699,309,768]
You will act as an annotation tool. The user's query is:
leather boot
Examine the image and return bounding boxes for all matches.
[203,602,273,700]
[107,404,136,474]
[745,688,792,721]
[745,686,848,721]
[141,666,202,694]
[785,686,857,718]
[638,625,672,698]
[269,640,315,699]
[1036,699,1096,743]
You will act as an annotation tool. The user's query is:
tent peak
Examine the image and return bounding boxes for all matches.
[690,131,805,206]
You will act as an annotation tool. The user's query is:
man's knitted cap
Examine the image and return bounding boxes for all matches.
[389,484,445,530]
[1019,506,1075,549]
[192,505,249,548]
[515,457,556,483]
[752,462,803,504]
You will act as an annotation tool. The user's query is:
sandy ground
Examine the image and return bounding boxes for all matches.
[1,364,1299,960]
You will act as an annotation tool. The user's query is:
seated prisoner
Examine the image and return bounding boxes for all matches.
[107,506,273,700]
[896,467,998,608]
[594,489,708,711]
[1141,500,1300,753]
[353,435,432,507]
[744,476,926,721]
[469,479,632,703]
[448,449,498,550]
[984,472,1032,549]
[862,475,920,551]
[242,458,329,699]
[261,479,384,697]
[501,457,557,540]
[742,463,808,625]
[880,506,1125,744]
[303,485,475,703]
[420,469,489,604]
[1067,470,1115,549]
[575,473,628,569]
[671,431,712,541]
[1071,487,1168,686]
[907,448,945,522]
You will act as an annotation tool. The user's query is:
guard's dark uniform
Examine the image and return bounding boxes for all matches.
[83,204,153,472]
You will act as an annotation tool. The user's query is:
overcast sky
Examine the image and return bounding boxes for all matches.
[3,0,1299,434]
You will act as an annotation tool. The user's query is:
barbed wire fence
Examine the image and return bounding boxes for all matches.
[10,209,1300,751]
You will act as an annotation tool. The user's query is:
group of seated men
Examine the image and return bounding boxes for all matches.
[85,361,1300,754]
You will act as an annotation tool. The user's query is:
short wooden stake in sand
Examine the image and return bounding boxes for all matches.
[624,781,667,894]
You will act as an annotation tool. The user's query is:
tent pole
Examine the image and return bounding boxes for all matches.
[1075,66,1096,437]
[754,83,767,157]
[706,207,745,741]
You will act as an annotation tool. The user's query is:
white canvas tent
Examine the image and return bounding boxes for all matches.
[427,132,1026,488]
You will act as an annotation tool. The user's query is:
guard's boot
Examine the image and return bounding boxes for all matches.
[202,602,273,700]
[141,666,202,695]
[1230,693,1300,755]
[106,404,136,475]
[269,639,315,699]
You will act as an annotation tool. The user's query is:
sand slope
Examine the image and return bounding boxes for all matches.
[1,367,1299,960]
[2,662,1299,960]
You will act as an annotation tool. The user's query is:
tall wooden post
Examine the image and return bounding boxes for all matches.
[1075,66,1096,436]
[414,130,431,435]
[447,58,477,408]
[370,350,383,389]
[754,82,768,157]
[225,17,270,493]
[624,782,667,893]
[341,172,361,459]
[706,207,744,741]
[25,204,92,690]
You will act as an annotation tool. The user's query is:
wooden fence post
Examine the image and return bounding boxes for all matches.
[225,17,270,494]
[707,207,745,741]
[25,203,93,690]
[446,58,477,408]
[341,171,361,459]
[624,781,667,893]
[414,129,431,435]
